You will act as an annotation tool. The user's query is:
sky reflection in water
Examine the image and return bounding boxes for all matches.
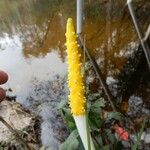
[0,33,67,104]
[0,0,149,103]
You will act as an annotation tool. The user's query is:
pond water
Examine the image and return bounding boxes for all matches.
[0,0,149,148]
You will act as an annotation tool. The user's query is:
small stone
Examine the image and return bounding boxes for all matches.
[141,132,146,141]
[144,133,150,144]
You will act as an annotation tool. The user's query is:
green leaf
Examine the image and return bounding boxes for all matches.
[88,110,103,131]
[47,148,53,150]
[106,112,124,122]
[87,92,102,101]
[104,129,117,145]
[131,119,146,150]
[40,146,46,150]
[60,130,79,150]
[101,145,110,150]
[86,100,92,112]
[87,98,105,115]
[92,93,100,98]
[94,134,103,147]
[61,108,72,121]
[57,99,68,110]
[61,108,76,130]
[92,98,106,108]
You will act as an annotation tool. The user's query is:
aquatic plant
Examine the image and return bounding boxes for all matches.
[65,18,95,150]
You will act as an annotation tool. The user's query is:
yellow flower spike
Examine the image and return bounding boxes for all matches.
[65,18,85,116]
[65,18,95,150]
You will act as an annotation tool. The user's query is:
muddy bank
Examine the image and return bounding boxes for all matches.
[0,100,41,150]
[1,75,69,150]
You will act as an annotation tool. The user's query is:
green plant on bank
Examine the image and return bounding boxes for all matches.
[58,88,125,150]
[131,119,146,150]
[58,83,148,150]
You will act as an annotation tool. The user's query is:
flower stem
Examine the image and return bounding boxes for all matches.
[86,111,91,150]
[83,36,91,150]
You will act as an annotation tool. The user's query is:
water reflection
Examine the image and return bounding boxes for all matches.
[0,0,67,59]
[1,0,148,73]
[0,0,149,148]
[0,34,67,104]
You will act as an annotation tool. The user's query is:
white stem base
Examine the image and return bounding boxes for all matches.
[74,115,95,150]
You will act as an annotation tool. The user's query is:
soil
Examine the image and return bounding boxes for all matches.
[0,100,41,150]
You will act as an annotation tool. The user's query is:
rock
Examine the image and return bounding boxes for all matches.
[141,132,146,141]
[106,76,117,85]
[128,96,143,117]
[106,76,119,97]
[127,95,150,118]
[145,134,150,144]
[0,100,41,149]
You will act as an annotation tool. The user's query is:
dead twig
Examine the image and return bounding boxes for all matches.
[0,116,31,150]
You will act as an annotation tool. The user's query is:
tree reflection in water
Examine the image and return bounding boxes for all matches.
[0,0,149,73]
